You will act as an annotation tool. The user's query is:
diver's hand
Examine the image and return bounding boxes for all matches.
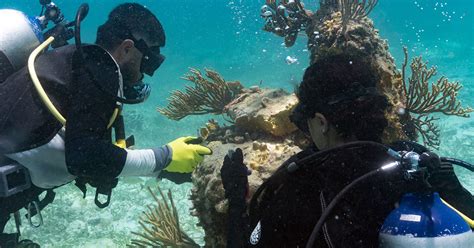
[164,136,212,173]
[221,148,249,203]
[421,152,459,190]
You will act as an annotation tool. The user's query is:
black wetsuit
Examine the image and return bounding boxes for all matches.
[240,143,474,247]
[0,44,127,232]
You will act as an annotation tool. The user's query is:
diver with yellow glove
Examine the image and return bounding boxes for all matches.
[0,2,211,246]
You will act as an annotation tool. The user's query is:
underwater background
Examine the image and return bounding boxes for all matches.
[1,0,473,247]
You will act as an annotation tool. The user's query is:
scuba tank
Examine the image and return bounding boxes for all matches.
[378,151,473,247]
[379,192,472,247]
[0,0,134,209]
[302,141,473,248]
[0,9,44,83]
[0,0,74,83]
[0,1,77,197]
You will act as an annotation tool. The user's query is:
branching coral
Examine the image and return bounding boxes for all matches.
[261,0,313,46]
[157,68,243,121]
[338,0,379,34]
[402,47,473,148]
[128,187,199,248]
[318,0,378,16]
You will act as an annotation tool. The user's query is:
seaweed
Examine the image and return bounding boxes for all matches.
[128,187,199,248]
[157,68,243,121]
[402,47,473,148]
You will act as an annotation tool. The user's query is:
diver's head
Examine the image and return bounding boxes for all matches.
[290,51,390,149]
[96,3,166,86]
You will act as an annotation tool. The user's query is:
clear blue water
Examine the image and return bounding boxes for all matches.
[1,0,473,247]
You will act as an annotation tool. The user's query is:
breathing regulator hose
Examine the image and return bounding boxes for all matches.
[27,3,119,129]
[441,157,474,172]
[305,156,399,248]
[74,3,89,56]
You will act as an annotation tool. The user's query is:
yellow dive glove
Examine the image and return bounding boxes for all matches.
[164,136,212,173]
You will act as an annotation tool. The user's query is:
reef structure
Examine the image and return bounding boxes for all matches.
[260,0,471,147]
[188,86,308,247]
[306,0,409,143]
[189,138,302,247]
[158,69,308,247]
[156,1,471,244]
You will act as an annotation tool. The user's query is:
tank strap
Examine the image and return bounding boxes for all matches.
[24,189,55,226]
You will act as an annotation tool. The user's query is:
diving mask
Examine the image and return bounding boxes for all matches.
[132,38,165,76]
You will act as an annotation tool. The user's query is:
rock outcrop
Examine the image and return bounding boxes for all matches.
[225,88,299,137]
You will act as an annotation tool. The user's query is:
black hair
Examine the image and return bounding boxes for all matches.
[95,3,165,51]
[293,50,390,142]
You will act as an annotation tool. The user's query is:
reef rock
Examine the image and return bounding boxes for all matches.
[189,139,302,247]
[225,88,299,137]
[306,11,409,143]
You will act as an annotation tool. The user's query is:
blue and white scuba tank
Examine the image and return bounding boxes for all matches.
[379,192,472,247]
[0,9,44,82]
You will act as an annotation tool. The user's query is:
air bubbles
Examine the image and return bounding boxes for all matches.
[397,108,406,115]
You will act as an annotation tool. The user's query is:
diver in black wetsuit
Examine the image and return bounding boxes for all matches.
[221,52,474,247]
[0,3,211,246]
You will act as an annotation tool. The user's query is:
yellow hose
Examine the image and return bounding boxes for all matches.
[108,108,119,129]
[28,36,118,129]
[28,36,66,125]
[441,198,474,228]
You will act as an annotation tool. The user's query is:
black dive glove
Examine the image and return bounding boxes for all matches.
[221,148,250,248]
[221,148,249,204]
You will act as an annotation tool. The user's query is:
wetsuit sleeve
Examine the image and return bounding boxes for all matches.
[437,176,474,220]
[65,51,127,181]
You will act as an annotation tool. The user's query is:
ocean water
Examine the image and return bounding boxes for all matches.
[0,0,472,247]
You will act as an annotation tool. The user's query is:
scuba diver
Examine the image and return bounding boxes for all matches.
[221,51,474,247]
[0,2,211,246]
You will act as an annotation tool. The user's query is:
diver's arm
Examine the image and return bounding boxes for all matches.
[441,186,474,220]
[65,51,169,180]
[227,195,249,248]
[64,79,127,179]
[119,147,171,177]
[64,91,171,179]
[423,159,474,220]
[436,175,474,220]
[221,148,250,247]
